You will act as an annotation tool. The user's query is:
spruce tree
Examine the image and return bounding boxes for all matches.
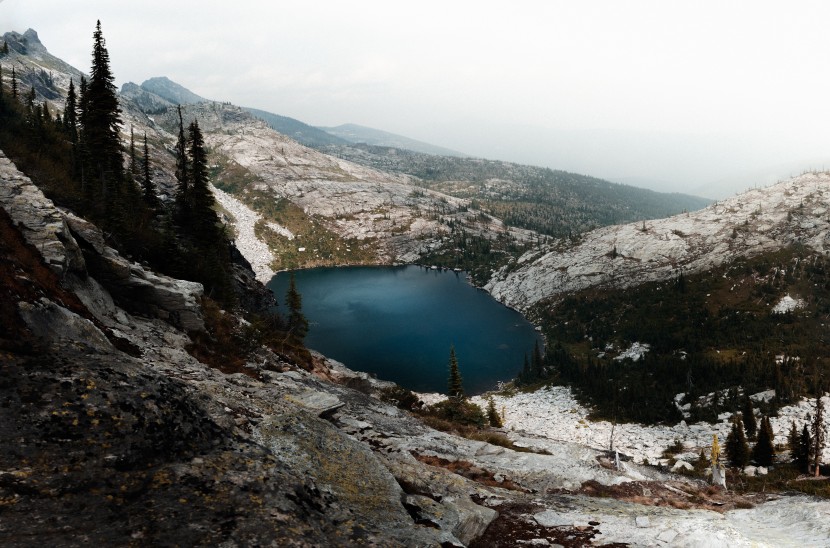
[520,353,530,384]
[25,87,35,114]
[726,418,750,467]
[2,41,8,55]
[799,423,812,473]
[141,133,160,210]
[788,420,800,462]
[752,415,775,466]
[0,64,4,101]
[84,20,123,193]
[532,340,543,379]
[174,105,189,221]
[447,346,464,400]
[127,126,139,183]
[285,272,308,341]
[77,76,89,191]
[811,397,825,476]
[63,79,78,143]
[742,397,757,439]
[486,396,503,427]
[11,66,17,99]
[186,119,221,244]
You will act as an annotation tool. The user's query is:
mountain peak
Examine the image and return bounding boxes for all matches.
[137,76,208,105]
[22,28,41,44]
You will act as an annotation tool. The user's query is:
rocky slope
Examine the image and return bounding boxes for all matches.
[149,101,533,273]
[487,172,830,311]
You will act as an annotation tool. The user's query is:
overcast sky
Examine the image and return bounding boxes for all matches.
[5,1,830,198]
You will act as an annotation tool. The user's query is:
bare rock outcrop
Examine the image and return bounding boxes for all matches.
[0,151,204,332]
[487,172,830,310]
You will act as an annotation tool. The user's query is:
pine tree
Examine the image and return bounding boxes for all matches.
[141,133,160,210]
[63,79,78,143]
[25,87,35,114]
[742,397,757,439]
[77,76,89,191]
[447,346,464,400]
[11,66,17,99]
[186,119,221,244]
[285,272,308,341]
[811,397,825,476]
[127,126,139,182]
[84,20,123,193]
[752,415,775,466]
[2,41,8,55]
[0,64,4,101]
[788,420,800,461]
[532,340,543,379]
[799,423,812,473]
[520,352,530,384]
[174,105,189,221]
[726,418,750,467]
[486,396,503,427]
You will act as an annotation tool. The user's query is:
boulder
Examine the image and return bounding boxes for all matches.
[446,495,498,546]
[672,460,694,472]
[18,298,113,352]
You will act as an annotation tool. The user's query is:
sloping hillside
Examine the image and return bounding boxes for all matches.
[488,172,830,310]
[322,143,712,237]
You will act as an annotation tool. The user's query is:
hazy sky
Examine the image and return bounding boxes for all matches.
[5,1,830,198]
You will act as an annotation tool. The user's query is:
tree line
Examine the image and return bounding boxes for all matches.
[0,22,309,359]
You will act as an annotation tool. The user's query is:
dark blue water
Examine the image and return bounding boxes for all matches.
[267,265,542,394]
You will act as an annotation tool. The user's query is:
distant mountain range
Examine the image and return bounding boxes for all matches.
[317,124,467,157]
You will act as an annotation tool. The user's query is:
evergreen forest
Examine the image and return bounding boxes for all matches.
[531,245,830,423]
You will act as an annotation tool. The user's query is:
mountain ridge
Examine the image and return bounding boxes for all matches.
[319,122,468,157]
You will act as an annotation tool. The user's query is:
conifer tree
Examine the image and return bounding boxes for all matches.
[742,397,757,439]
[788,420,800,461]
[726,418,750,467]
[11,66,17,99]
[25,87,35,114]
[186,119,221,244]
[752,415,775,466]
[63,79,78,143]
[174,105,189,220]
[532,340,543,379]
[127,126,139,183]
[0,64,4,101]
[285,272,308,341]
[447,346,464,400]
[799,423,812,473]
[77,76,89,191]
[811,397,825,476]
[711,433,721,468]
[84,20,123,192]
[520,353,530,384]
[486,396,503,427]
[141,133,160,210]
[2,41,8,55]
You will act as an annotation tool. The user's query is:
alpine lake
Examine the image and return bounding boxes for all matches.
[267,265,543,395]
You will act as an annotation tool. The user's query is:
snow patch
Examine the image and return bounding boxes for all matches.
[772,294,805,314]
[614,342,651,362]
[210,185,276,283]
